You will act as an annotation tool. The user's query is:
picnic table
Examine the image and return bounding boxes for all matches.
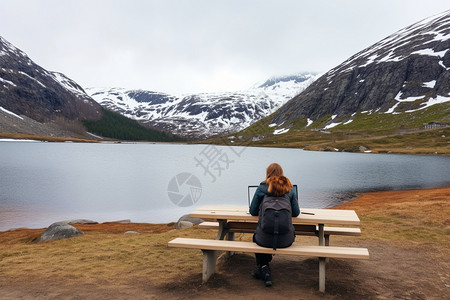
[189,205,361,246]
[169,205,368,292]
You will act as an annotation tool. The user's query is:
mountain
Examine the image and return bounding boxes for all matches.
[0,35,103,137]
[266,10,450,132]
[0,36,181,142]
[87,73,319,139]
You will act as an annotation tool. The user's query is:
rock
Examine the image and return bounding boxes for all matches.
[177,214,204,225]
[111,219,131,223]
[38,222,84,242]
[359,146,368,152]
[176,221,193,229]
[176,214,203,229]
[63,219,98,225]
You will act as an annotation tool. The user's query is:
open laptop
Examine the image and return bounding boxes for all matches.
[247,184,298,207]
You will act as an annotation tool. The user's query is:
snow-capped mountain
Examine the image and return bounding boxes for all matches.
[271,10,450,129]
[0,35,101,126]
[87,73,319,138]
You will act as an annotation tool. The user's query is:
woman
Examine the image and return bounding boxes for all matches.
[249,163,300,287]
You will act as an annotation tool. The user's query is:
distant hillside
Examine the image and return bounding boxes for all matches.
[82,108,183,142]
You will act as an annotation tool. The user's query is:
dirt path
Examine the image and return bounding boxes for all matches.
[0,238,447,299]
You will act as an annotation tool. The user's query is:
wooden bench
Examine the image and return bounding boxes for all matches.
[168,237,369,292]
[198,221,361,246]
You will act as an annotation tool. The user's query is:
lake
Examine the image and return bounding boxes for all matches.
[0,141,449,231]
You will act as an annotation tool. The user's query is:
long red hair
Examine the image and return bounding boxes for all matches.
[265,163,293,196]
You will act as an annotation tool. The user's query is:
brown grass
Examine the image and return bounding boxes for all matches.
[335,187,450,246]
[207,127,450,155]
[0,222,217,287]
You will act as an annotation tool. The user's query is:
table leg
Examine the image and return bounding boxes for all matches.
[226,232,235,257]
[318,224,324,246]
[319,257,326,292]
[318,224,329,263]
[216,219,229,240]
[202,250,217,283]
[324,233,330,263]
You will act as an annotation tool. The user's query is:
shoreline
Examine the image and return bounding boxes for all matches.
[1,186,448,233]
[1,132,449,155]
[334,185,450,208]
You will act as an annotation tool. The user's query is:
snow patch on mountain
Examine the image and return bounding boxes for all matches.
[308,9,450,129]
[331,10,450,75]
[0,106,23,120]
[87,73,319,138]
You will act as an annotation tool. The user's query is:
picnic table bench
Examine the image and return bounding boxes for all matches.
[168,206,369,293]
[168,238,369,292]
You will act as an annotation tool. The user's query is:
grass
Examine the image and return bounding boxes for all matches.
[336,187,450,245]
[205,101,450,155]
[0,223,217,286]
[306,127,450,154]
[205,127,450,155]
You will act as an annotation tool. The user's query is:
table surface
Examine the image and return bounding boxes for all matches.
[190,205,360,226]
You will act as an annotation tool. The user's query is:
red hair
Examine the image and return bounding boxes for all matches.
[264,163,292,196]
[265,163,284,181]
[267,176,293,196]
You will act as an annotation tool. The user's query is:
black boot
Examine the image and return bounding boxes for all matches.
[261,265,272,287]
[252,264,263,279]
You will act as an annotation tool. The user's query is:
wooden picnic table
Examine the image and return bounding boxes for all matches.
[190,205,361,246]
[173,205,367,292]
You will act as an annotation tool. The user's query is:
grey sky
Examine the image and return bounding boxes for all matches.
[1,0,449,94]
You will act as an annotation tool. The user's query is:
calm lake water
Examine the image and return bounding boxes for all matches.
[0,141,449,231]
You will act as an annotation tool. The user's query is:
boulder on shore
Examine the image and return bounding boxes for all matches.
[176,214,204,230]
[177,214,204,225]
[38,222,84,242]
[63,219,98,225]
[176,221,194,229]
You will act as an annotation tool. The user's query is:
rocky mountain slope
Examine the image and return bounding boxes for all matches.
[266,10,450,133]
[0,36,179,142]
[87,73,319,139]
[0,36,102,137]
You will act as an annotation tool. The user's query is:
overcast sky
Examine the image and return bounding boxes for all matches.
[1,1,449,94]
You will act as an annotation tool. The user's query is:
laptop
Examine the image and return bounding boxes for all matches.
[247,184,298,207]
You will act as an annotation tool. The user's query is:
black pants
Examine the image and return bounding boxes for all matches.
[253,234,273,266]
[255,253,272,266]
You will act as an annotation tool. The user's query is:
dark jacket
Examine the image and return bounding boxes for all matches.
[250,182,300,248]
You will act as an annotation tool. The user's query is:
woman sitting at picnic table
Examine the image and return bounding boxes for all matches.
[249,163,300,287]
